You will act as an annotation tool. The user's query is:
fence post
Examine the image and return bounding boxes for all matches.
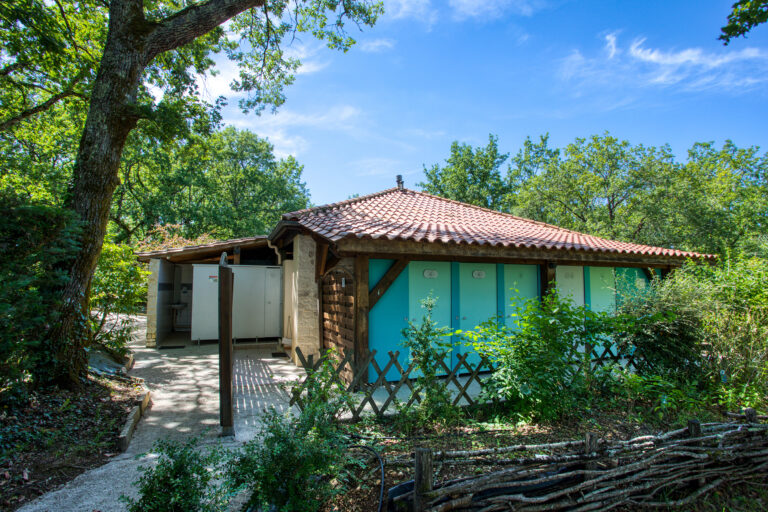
[745,408,758,423]
[414,447,433,511]
[688,419,701,438]
[219,253,234,436]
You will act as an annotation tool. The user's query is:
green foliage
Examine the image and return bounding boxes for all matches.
[112,127,310,242]
[420,135,510,210]
[122,437,231,512]
[301,346,356,418]
[424,133,768,256]
[619,256,768,411]
[229,402,355,512]
[463,291,621,421]
[0,192,80,405]
[90,239,150,356]
[609,369,707,423]
[720,0,768,44]
[399,296,460,426]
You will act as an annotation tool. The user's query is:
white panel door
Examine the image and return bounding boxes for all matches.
[556,265,585,306]
[191,264,220,341]
[263,267,283,337]
[232,266,266,339]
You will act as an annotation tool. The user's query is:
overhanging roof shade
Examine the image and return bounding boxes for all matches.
[274,187,714,264]
[135,236,269,263]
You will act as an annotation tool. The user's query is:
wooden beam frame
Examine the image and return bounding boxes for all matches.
[641,267,655,282]
[540,261,557,298]
[335,238,701,269]
[368,259,409,310]
[354,255,369,385]
[315,242,329,280]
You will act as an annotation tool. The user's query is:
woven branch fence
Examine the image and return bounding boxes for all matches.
[391,410,768,511]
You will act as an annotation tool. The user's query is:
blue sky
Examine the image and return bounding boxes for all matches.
[205,0,768,206]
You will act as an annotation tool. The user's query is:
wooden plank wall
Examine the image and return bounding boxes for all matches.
[321,269,355,383]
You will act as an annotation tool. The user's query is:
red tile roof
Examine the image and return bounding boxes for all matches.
[283,188,711,260]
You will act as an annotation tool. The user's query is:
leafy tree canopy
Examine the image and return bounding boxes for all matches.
[422,133,768,256]
[720,0,768,44]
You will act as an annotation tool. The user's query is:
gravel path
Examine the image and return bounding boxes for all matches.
[18,318,241,512]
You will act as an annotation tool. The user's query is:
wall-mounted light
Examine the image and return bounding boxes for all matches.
[472,270,486,279]
[423,269,438,279]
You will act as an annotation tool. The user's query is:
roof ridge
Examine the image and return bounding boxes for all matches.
[406,188,598,237]
[283,187,401,219]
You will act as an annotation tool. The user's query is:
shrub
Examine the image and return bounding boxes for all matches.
[618,256,768,409]
[399,296,459,426]
[0,192,80,405]
[122,437,231,512]
[228,401,354,512]
[90,239,149,357]
[463,291,621,421]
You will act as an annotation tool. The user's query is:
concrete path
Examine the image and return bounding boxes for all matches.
[18,318,297,512]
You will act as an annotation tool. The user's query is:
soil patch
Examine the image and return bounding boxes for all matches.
[0,373,144,510]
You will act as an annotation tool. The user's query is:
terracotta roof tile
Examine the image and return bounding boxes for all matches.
[283,188,711,260]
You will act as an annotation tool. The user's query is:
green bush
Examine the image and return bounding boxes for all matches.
[399,296,459,426]
[228,401,354,512]
[618,257,768,410]
[122,437,231,512]
[463,291,621,421]
[90,239,149,357]
[0,192,80,405]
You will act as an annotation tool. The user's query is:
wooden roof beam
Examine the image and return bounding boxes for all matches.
[369,259,409,310]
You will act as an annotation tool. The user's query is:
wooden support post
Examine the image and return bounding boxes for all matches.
[745,407,758,423]
[316,242,329,280]
[233,246,241,265]
[540,261,557,299]
[354,255,370,386]
[688,419,702,438]
[369,259,409,309]
[585,432,599,454]
[218,254,234,436]
[414,448,433,511]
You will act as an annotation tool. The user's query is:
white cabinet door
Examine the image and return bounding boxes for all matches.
[232,266,266,339]
[556,265,585,306]
[191,264,220,341]
[263,267,283,337]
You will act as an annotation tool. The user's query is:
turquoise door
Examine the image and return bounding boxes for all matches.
[408,261,452,375]
[502,264,539,328]
[368,259,409,382]
[586,267,616,313]
[456,262,497,369]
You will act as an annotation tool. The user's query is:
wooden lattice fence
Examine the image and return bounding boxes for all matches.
[290,347,493,421]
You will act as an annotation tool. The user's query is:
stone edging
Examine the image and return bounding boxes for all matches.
[118,389,152,452]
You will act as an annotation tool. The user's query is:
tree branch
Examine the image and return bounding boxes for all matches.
[145,0,265,60]
[0,89,78,132]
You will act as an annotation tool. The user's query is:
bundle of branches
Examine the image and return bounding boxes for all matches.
[390,419,768,511]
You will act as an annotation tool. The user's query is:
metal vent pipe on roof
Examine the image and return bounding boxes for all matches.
[396,175,404,189]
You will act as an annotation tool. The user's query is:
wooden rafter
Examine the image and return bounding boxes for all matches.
[368,259,409,310]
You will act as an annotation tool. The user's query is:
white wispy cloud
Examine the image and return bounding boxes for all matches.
[448,0,545,19]
[559,33,768,94]
[385,0,438,23]
[360,38,396,53]
[229,105,363,157]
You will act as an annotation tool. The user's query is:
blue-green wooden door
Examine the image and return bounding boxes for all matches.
[455,262,496,369]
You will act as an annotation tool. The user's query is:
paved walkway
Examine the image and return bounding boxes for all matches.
[19,318,300,512]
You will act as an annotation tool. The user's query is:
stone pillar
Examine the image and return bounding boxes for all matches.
[145,259,160,347]
[292,234,321,364]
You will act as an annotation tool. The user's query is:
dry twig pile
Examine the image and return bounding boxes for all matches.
[391,416,768,511]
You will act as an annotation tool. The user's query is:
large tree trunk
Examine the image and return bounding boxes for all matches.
[46,1,149,386]
[46,0,263,386]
